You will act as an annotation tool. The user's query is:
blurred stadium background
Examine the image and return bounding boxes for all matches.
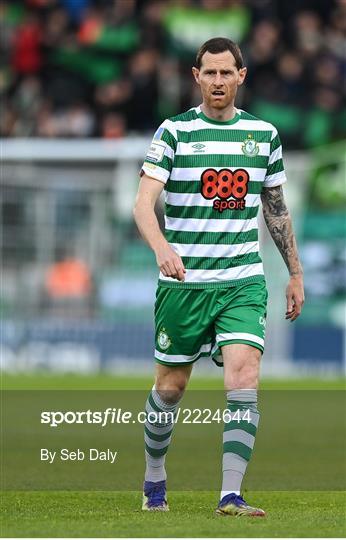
[1,0,345,377]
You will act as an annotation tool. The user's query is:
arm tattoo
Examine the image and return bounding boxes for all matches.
[261,186,303,276]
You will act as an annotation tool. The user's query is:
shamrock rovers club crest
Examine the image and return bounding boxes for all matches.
[158,328,171,350]
[241,134,259,157]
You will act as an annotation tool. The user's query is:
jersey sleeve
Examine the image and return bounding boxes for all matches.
[141,120,177,184]
[263,128,287,187]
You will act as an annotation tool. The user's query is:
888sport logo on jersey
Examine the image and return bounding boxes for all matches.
[200,168,249,213]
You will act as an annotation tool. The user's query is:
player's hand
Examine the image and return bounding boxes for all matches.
[285,274,304,322]
[155,243,186,281]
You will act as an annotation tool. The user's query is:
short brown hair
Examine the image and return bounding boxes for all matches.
[195,37,243,70]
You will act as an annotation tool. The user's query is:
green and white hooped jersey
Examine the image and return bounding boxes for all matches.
[142,106,287,289]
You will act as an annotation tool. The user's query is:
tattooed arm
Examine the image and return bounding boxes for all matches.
[261,185,304,321]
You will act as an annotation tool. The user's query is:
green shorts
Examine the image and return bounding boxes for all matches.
[154,279,268,367]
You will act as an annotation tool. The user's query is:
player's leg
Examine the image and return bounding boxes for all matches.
[144,363,192,484]
[143,363,192,511]
[222,343,261,499]
[213,281,267,516]
[216,343,265,516]
[223,342,260,390]
[143,286,214,511]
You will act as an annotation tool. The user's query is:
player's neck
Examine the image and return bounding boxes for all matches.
[200,103,237,122]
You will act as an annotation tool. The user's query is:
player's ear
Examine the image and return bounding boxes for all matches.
[237,67,247,86]
[192,66,200,84]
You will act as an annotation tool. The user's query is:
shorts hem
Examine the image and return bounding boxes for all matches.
[154,351,211,367]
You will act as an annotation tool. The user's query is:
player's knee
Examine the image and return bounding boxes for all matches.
[155,375,188,404]
[156,386,184,404]
[224,354,260,389]
[237,368,259,388]
[155,364,191,403]
[225,373,258,390]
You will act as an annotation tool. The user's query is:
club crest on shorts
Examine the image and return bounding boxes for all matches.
[158,328,171,350]
[242,134,259,157]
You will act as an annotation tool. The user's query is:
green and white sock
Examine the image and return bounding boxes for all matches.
[144,387,178,483]
[221,389,259,498]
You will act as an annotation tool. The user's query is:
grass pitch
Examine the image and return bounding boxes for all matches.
[1,374,345,537]
[2,490,345,537]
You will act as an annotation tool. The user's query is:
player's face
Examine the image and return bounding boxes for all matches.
[192,51,247,110]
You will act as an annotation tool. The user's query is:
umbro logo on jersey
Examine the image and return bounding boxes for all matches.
[192,143,206,153]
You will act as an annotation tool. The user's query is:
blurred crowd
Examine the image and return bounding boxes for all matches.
[1,0,345,147]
